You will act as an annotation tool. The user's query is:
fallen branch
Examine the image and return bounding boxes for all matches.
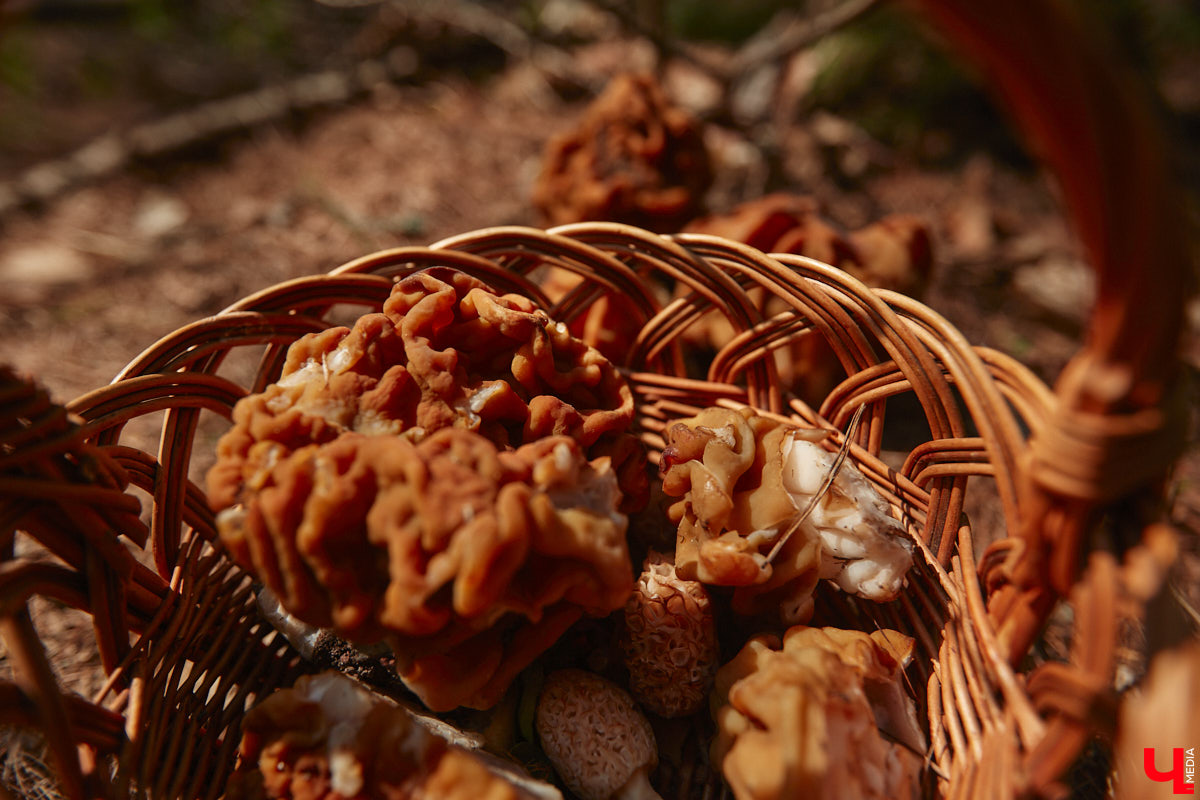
[729,0,882,81]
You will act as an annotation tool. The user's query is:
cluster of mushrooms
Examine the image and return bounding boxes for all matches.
[209,266,924,800]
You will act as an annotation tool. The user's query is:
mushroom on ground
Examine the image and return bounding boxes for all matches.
[535,669,662,800]
[621,551,718,718]
[681,194,934,405]
[532,73,712,232]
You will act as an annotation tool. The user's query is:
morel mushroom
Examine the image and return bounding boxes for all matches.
[533,73,712,232]
[621,551,718,718]
[536,669,662,800]
[660,406,913,623]
[227,671,560,800]
[712,626,923,800]
[207,268,653,711]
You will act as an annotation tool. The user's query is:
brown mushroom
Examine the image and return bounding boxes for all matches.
[621,551,718,718]
[227,671,559,800]
[680,194,933,404]
[208,268,652,712]
[711,626,923,800]
[659,406,824,624]
[208,267,648,515]
[535,669,662,800]
[659,406,915,623]
[532,73,712,232]
[217,428,637,712]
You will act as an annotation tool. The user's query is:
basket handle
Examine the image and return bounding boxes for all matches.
[904,0,1192,642]
[903,0,1190,414]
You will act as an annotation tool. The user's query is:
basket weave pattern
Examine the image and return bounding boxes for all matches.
[0,216,1184,798]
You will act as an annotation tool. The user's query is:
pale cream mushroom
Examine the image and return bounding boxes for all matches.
[535,669,663,800]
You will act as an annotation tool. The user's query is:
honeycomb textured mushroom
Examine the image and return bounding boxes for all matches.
[536,669,662,800]
[621,551,718,718]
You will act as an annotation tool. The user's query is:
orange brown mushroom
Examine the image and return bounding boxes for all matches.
[711,626,924,800]
[227,671,558,800]
[532,73,712,233]
[659,406,914,624]
[207,269,649,711]
[682,194,934,405]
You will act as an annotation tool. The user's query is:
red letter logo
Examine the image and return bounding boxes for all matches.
[1145,748,1196,794]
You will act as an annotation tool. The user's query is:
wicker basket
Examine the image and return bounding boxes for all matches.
[0,1,1192,798]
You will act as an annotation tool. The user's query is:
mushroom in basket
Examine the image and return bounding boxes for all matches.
[620,550,719,719]
[536,669,661,800]
[227,671,561,800]
[206,268,650,712]
[660,406,914,623]
[711,626,925,800]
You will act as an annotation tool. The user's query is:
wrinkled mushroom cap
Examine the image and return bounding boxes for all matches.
[711,627,923,800]
[536,669,659,800]
[659,407,823,624]
[532,73,712,232]
[660,406,915,622]
[207,269,649,712]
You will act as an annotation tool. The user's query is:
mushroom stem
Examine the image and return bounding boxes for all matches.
[615,770,663,800]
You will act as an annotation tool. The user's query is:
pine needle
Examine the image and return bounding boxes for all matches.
[763,405,866,567]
